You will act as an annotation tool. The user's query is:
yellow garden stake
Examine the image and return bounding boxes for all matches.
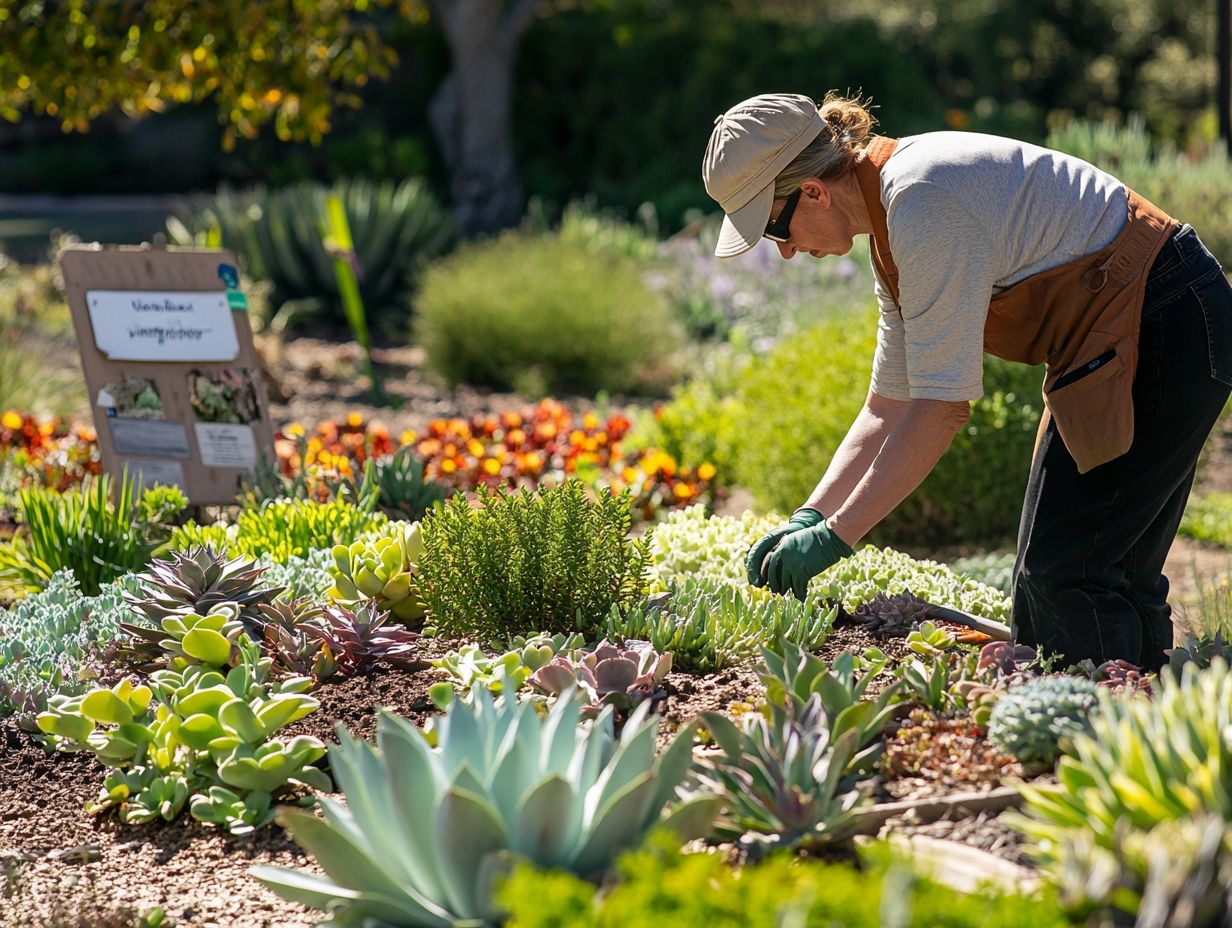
[322,193,385,406]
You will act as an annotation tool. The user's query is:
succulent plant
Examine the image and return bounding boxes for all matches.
[849,590,934,636]
[697,695,870,855]
[124,546,283,633]
[986,675,1100,772]
[359,447,447,523]
[881,706,1018,785]
[255,599,335,681]
[114,603,248,673]
[1165,631,1232,675]
[251,690,718,926]
[896,655,967,713]
[307,600,425,677]
[329,522,427,625]
[648,505,782,587]
[36,641,328,833]
[905,620,957,656]
[757,642,899,773]
[1090,658,1153,695]
[528,640,672,719]
[976,640,1039,681]
[430,632,587,710]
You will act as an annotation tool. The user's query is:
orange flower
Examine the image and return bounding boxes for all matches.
[673,483,697,501]
[428,419,449,438]
[417,438,442,458]
[569,429,586,447]
[501,411,523,430]
[534,421,558,442]
[506,428,526,447]
[481,457,501,476]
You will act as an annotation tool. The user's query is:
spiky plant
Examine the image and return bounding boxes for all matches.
[848,590,933,636]
[255,599,334,682]
[307,600,425,677]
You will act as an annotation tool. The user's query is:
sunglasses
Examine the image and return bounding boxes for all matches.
[763,189,801,243]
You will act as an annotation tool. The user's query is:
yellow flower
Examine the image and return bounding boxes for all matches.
[1,410,22,430]
[285,421,306,437]
[481,458,501,476]
[440,459,457,474]
[346,412,364,428]
[400,429,417,446]
[698,462,717,481]
[467,439,486,458]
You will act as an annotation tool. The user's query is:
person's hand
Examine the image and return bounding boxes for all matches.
[746,507,824,586]
[764,520,854,600]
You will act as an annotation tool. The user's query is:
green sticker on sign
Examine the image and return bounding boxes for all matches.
[226,289,248,311]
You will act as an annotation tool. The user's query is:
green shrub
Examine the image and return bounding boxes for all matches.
[498,830,1069,928]
[647,505,780,588]
[168,496,385,564]
[0,473,186,596]
[166,177,455,335]
[1048,116,1232,269]
[418,480,652,640]
[414,229,683,396]
[1009,659,1232,923]
[0,570,135,721]
[1179,491,1232,548]
[722,317,1044,547]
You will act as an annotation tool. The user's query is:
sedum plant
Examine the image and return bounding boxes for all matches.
[606,577,835,673]
[418,480,651,640]
[813,546,1011,624]
[0,570,135,722]
[308,600,425,677]
[169,496,385,564]
[646,505,780,588]
[1009,659,1232,923]
[251,690,719,927]
[986,675,1100,772]
[36,639,328,834]
[328,522,427,624]
[0,472,186,596]
[528,640,672,719]
[697,694,870,856]
[430,632,584,708]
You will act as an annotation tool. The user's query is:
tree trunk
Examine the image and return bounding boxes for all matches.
[426,0,539,237]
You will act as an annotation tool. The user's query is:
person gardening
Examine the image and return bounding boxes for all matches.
[703,92,1232,670]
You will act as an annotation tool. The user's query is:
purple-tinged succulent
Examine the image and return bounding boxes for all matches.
[976,641,1038,681]
[1091,659,1153,696]
[307,600,426,678]
[528,640,672,718]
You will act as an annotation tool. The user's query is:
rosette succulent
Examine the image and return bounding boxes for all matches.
[308,600,425,677]
[987,675,1100,772]
[329,522,428,624]
[849,590,934,636]
[528,640,672,718]
[252,690,718,927]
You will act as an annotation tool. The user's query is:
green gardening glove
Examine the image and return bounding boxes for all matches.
[746,507,824,586]
[764,520,854,600]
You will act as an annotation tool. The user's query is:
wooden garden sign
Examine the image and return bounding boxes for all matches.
[59,244,276,505]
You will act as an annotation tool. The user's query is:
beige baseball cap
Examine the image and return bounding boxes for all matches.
[703,93,824,258]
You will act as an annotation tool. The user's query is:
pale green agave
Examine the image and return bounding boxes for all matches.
[252,689,718,927]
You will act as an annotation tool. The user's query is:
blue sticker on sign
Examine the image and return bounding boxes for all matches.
[217,263,239,289]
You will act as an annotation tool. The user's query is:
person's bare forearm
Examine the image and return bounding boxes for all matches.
[827,399,970,545]
[804,391,910,517]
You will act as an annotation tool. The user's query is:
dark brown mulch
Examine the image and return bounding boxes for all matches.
[281,663,446,746]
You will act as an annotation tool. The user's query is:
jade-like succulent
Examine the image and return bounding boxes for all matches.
[37,640,328,833]
[116,603,247,673]
[329,522,427,624]
[905,620,957,657]
[986,675,1100,772]
[528,640,672,718]
[252,690,718,926]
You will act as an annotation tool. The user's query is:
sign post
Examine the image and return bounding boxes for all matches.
[59,244,276,505]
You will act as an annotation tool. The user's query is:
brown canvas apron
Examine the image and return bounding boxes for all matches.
[855,136,1180,473]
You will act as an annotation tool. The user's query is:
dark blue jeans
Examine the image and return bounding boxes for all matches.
[1012,225,1232,671]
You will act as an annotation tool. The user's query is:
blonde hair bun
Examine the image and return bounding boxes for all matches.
[774,91,877,196]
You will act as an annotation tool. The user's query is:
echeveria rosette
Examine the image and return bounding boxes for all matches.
[528,640,672,718]
[252,689,719,927]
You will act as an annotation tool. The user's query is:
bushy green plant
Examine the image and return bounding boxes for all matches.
[37,639,328,835]
[0,570,135,721]
[169,496,385,564]
[647,505,780,588]
[251,691,718,927]
[606,578,835,673]
[813,545,1012,623]
[418,480,651,640]
[0,473,185,596]
[497,830,1069,928]
[724,317,1044,547]
[414,229,683,396]
[1048,116,1232,268]
[167,178,455,334]
[986,675,1100,772]
[1009,659,1232,923]
[1179,491,1232,548]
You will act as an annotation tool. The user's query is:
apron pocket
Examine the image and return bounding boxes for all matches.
[1193,271,1232,386]
[1045,342,1134,473]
